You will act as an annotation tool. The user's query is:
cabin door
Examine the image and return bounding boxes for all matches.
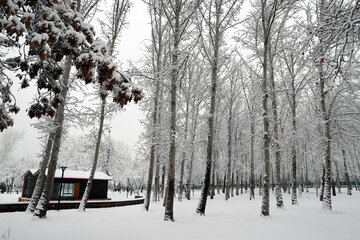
[74,182,80,199]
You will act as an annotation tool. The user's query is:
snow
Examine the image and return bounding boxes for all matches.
[0,193,20,204]
[65,26,87,44]
[53,169,112,180]
[23,169,112,180]
[0,190,359,240]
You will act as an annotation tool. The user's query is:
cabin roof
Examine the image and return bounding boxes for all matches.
[22,169,112,181]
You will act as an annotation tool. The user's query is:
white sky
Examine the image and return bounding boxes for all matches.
[10,0,150,160]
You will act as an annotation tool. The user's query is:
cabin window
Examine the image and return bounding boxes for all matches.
[61,183,74,197]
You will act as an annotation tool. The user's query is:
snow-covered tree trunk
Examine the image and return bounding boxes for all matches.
[196,31,219,215]
[231,171,234,197]
[197,0,242,215]
[210,151,217,199]
[236,171,240,195]
[79,0,131,212]
[260,1,271,217]
[185,130,196,200]
[145,0,165,210]
[153,155,160,202]
[319,164,325,201]
[250,118,255,200]
[178,91,190,201]
[160,164,165,199]
[342,149,352,195]
[79,98,106,211]
[34,56,72,218]
[317,0,333,211]
[163,4,180,221]
[335,160,341,194]
[225,100,233,201]
[269,46,283,208]
[290,99,298,205]
[305,149,309,193]
[154,100,164,202]
[144,78,160,209]
[26,132,54,213]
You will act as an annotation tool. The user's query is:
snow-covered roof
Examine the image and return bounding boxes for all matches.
[22,169,112,181]
[21,169,40,179]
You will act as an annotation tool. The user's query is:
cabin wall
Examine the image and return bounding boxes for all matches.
[51,178,109,200]
[22,173,37,198]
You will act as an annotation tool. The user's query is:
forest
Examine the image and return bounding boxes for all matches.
[1,0,360,239]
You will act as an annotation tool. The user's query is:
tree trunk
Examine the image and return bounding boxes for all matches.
[216,174,221,194]
[319,0,332,211]
[335,160,341,194]
[291,103,298,205]
[26,132,54,213]
[332,178,336,196]
[210,153,216,199]
[225,104,233,200]
[320,164,325,201]
[222,174,226,194]
[269,44,283,208]
[196,1,222,216]
[153,157,160,202]
[249,118,255,200]
[160,164,165,199]
[178,97,190,202]
[260,5,271,216]
[154,101,163,202]
[185,102,199,200]
[164,0,181,221]
[144,79,160,210]
[79,98,106,211]
[305,150,309,193]
[34,56,71,218]
[342,149,352,195]
[236,171,239,196]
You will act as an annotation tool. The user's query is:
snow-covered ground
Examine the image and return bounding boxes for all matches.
[0,193,20,204]
[0,190,359,240]
[0,191,137,204]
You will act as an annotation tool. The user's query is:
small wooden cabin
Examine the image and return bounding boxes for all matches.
[20,169,112,201]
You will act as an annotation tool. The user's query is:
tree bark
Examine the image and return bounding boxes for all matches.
[291,103,298,205]
[34,56,72,218]
[260,2,271,216]
[185,101,199,200]
[335,160,341,194]
[144,75,161,210]
[225,103,233,200]
[160,164,165,199]
[178,95,190,201]
[319,0,332,211]
[269,41,283,208]
[26,132,54,213]
[250,118,255,200]
[342,149,352,195]
[196,0,223,216]
[319,165,325,201]
[236,171,239,196]
[163,0,181,221]
[79,98,106,211]
[210,152,216,199]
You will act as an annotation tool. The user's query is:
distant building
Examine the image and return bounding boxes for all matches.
[20,169,112,201]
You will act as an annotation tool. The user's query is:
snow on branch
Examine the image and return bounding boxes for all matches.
[0,0,143,131]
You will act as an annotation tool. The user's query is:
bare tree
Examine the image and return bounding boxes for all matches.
[196,0,243,216]
[79,0,132,212]
[144,0,167,211]
[159,0,200,221]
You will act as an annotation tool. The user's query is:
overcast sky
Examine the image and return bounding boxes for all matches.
[10,1,150,161]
